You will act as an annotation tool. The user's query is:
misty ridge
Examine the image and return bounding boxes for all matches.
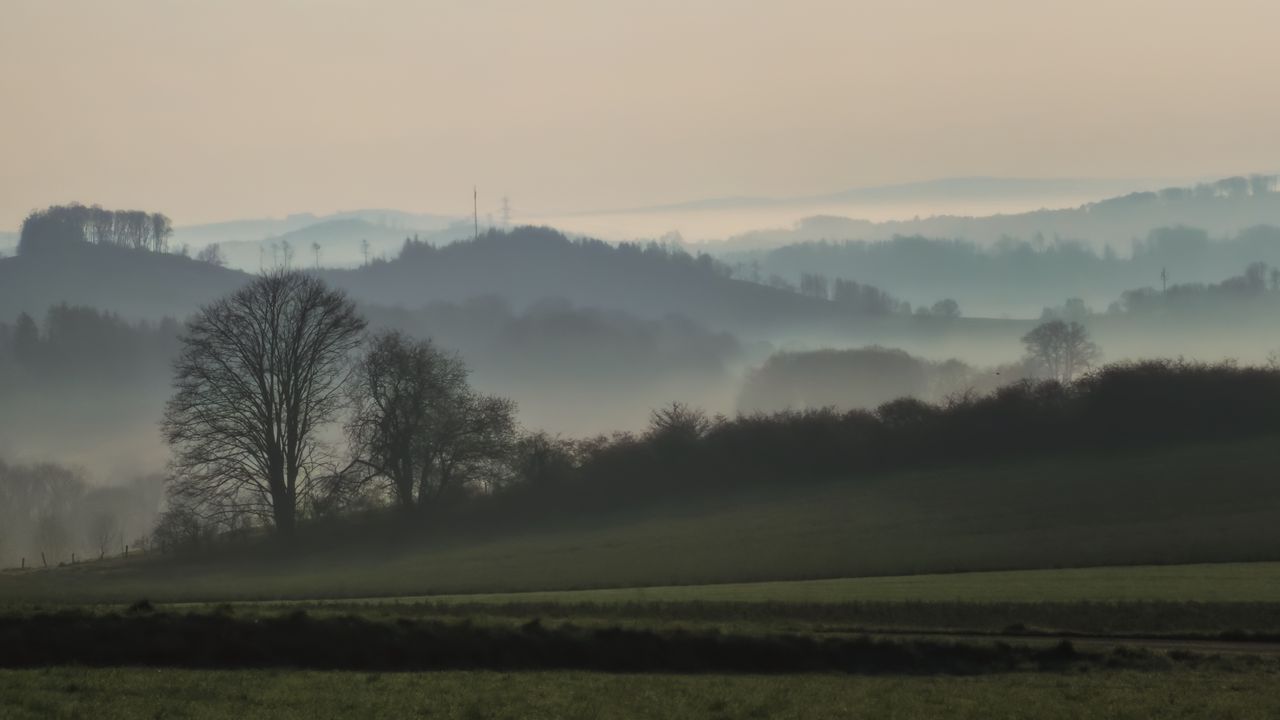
[4,176,1280,568]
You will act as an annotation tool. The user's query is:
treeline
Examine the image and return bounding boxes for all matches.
[156,355,1280,554]
[498,360,1280,513]
[0,460,163,568]
[0,305,181,381]
[18,203,173,255]
[1113,261,1279,315]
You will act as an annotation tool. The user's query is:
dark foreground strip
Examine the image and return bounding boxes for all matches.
[0,609,1233,674]
[332,600,1280,638]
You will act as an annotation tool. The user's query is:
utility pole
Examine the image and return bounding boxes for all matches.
[1161,267,1168,294]
[473,186,479,241]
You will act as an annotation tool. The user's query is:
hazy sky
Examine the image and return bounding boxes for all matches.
[2,0,1278,228]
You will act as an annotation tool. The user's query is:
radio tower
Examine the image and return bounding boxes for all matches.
[473,186,479,241]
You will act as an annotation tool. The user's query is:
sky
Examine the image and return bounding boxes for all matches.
[2,0,1278,229]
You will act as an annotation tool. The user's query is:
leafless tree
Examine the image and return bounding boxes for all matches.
[162,271,366,534]
[648,401,713,442]
[345,331,516,511]
[150,213,173,252]
[88,511,119,559]
[196,243,226,267]
[1021,319,1101,383]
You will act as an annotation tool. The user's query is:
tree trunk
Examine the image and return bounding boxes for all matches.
[273,494,296,535]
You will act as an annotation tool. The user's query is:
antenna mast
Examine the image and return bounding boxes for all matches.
[473,186,479,241]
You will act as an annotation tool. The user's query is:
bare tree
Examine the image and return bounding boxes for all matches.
[648,401,713,443]
[162,271,366,534]
[345,331,516,511]
[1021,319,1101,383]
[150,213,173,252]
[88,511,120,559]
[195,243,226,267]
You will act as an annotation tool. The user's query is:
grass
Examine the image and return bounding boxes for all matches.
[419,562,1280,604]
[3,668,1280,719]
[3,433,1279,605]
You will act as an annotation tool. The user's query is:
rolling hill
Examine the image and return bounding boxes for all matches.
[0,242,249,321]
[3,433,1277,603]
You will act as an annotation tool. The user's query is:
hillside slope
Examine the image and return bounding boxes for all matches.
[722,178,1280,250]
[0,243,248,320]
[324,226,866,334]
[5,434,1277,603]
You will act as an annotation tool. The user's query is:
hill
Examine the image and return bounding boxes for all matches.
[3,433,1277,603]
[170,210,462,271]
[717,176,1280,254]
[169,209,455,247]
[324,226,894,336]
[623,177,1159,215]
[0,242,248,320]
[214,218,470,271]
[719,224,1280,319]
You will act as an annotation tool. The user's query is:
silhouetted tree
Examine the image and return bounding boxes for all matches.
[929,298,961,319]
[150,213,173,252]
[1021,320,1100,382]
[648,402,713,443]
[195,243,226,267]
[346,331,517,510]
[19,205,87,253]
[88,511,119,559]
[511,432,577,488]
[162,271,366,534]
[799,272,830,300]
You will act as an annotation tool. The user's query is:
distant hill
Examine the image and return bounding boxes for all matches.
[323,226,847,335]
[172,210,461,270]
[620,176,1164,215]
[714,176,1280,251]
[0,242,248,320]
[0,225,899,336]
[0,231,16,256]
[719,224,1280,320]
[213,218,474,271]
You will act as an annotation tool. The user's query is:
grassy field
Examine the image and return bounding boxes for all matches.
[3,434,1279,605]
[418,562,1280,604]
[2,668,1279,719]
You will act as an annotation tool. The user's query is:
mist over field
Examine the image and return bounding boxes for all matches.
[5,177,1280,486]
